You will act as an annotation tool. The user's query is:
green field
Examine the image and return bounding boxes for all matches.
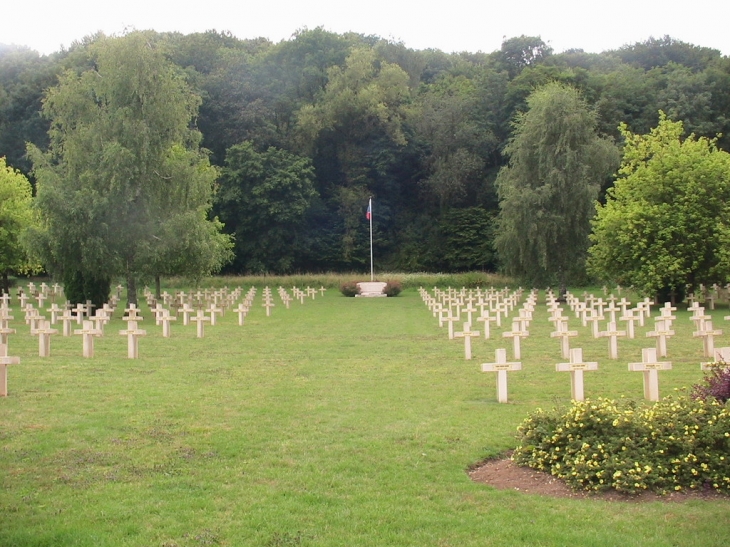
[1,286,729,546]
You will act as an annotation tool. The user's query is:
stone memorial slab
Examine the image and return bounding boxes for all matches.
[356,282,387,297]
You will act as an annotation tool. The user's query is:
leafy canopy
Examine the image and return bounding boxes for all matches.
[495,82,618,286]
[0,157,37,286]
[588,113,730,298]
[27,32,231,300]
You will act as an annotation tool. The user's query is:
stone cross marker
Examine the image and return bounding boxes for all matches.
[72,303,86,325]
[178,303,194,326]
[207,303,223,326]
[74,320,102,358]
[550,319,578,359]
[604,302,620,323]
[0,312,16,346]
[619,308,638,339]
[556,348,598,401]
[0,343,20,397]
[646,318,674,358]
[191,309,210,338]
[476,311,497,339]
[693,319,723,358]
[119,320,147,358]
[123,304,143,322]
[502,319,529,360]
[481,348,521,403]
[599,321,627,359]
[235,303,249,326]
[47,303,62,325]
[159,310,176,338]
[454,322,480,360]
[443,312,460,340]
[59,309,74,337]
[628,347,672,402]
[31,320,58,357]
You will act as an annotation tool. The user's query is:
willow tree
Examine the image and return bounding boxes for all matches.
[27,32,231,305]
[495,82,619,288]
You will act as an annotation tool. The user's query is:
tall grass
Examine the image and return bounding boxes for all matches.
[158,271,514,291]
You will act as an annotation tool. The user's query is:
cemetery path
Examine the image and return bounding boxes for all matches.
[469,453,729,503]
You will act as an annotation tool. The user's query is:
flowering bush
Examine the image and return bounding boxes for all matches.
[339,281,360,297]
[513,396,730,494]
[692,362,730,403]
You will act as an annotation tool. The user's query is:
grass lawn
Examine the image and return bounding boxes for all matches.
[1,286,729,546]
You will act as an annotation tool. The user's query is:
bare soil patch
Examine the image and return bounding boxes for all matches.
[468,453,729,502]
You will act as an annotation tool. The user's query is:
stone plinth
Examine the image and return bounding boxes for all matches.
[356,282,388,297]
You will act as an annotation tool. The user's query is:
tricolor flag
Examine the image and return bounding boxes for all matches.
[366,200,372,220]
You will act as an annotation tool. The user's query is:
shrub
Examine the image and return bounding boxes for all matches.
[383,280,402,297]
[692,362,730,403]
[339,281,360,297]
[513,396,730,494]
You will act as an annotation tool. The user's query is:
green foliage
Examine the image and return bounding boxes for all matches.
[495,82,619,287]
[0,157,38,291]
[27,32,231,303]
[412,75,496,210]
[295,47,411,262]
[495,35,553,78]
[0,46,58,176]
[339,281,360,296]
[62,270,110,309]
[217,141,317,274]
[6,31,730,275]
[588,113,730,299]
[439,207,496,272]
[514,396,730,494]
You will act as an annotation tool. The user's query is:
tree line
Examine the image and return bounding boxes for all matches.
[1,29,730,298]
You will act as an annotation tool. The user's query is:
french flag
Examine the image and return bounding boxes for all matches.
[366,200,372,220]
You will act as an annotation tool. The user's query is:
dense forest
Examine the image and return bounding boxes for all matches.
[2,30,729,275]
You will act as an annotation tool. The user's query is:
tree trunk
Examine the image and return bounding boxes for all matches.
[126,273,137,310]
[155,275,161,300]
[1,271,8,296]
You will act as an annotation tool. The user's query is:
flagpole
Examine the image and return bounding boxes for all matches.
[369,197,374,281]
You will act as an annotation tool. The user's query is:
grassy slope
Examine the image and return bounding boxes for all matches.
[1,287,729,546]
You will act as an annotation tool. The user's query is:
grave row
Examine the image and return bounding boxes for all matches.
[0,284,327,397]
[419,286,730,404]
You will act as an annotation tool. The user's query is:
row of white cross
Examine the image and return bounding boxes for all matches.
[0,283,327,397]
[420,286,730,404]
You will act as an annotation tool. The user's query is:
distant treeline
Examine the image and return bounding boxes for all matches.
[2,31,728,274]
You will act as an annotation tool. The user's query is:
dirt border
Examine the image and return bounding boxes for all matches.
[468,453,729,502]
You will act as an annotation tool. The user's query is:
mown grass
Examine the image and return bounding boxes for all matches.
[1,285,729,546]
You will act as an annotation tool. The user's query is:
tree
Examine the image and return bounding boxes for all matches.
[495,82,619,287]
[588,113,730,301]
[495,35,553,78]
[217,141,317,273]
[296,47,411,261]
[0,157,37,293]
[27,32,231,305]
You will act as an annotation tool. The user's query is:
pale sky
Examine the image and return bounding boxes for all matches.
[5,0,730,57]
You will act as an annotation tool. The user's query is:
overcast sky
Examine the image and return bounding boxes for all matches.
[5,0,730,57]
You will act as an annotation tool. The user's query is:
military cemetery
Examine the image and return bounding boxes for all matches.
[2,24,730,547]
